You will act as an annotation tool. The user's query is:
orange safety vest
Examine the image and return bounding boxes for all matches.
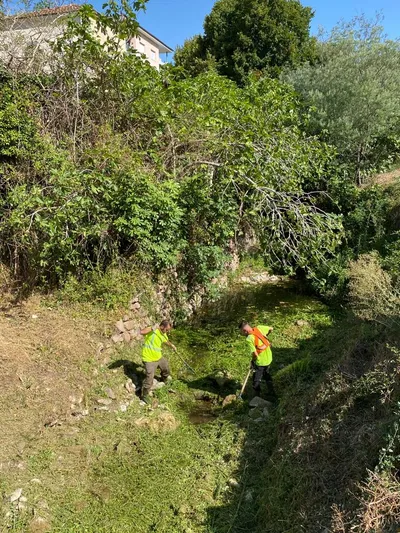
[252,327,271,355]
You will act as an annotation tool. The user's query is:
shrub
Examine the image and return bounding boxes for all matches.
[0,82,40,162]
[308,251,352,302]
[348,252,400,324]
[0,167,183,285]
[344,186,389,255]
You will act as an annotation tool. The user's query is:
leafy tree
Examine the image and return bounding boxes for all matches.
[0,0,343,291]
[175,0,316,84]
[55,0,148,61]
[160,73,341,279]
[285,16,400,183]
[174,35,215,78]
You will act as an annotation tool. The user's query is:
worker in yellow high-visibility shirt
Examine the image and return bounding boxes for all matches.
[239,320,276,397]
[139,320,176,404]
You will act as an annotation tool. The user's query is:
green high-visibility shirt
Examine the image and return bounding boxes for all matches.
[246,325,273,367]
[142,328,169,363]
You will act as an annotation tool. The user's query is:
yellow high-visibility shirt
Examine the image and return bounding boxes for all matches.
[142,328,168,363]
[246,325,273,367]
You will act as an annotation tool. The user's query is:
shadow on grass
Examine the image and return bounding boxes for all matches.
[108,359,144,391]
[203,345,334,533]
[182,375,240,397]
[168,280,338,532]
[202,304,395,532]
[109,279,386,533]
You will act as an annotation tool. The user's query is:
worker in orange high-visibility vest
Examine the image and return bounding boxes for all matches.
[239,320,276,397]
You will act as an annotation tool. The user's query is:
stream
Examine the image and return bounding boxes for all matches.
[50,273,334,533]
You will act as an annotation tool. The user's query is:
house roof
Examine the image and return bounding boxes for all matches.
[13,3,81,19]
[10,3,173,52]
[137,26,173,54]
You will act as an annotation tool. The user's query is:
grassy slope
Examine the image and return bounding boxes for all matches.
[261,324,400,532]
[1,272,399,533]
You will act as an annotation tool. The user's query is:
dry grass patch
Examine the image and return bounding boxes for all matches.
[358,471,400,533]
[0,292,121,511]
[348,253,400,324]
[370,168,400,188]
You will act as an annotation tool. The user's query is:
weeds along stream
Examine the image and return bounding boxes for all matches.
[4,277,340,533]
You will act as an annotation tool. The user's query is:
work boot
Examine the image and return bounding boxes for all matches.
[141,386,152,401]
[141,395,152,405]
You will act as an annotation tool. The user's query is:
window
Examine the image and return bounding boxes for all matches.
[150,49,156,61]
[138,41,145,54]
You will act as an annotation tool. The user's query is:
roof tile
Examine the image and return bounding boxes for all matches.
[14,4,81,19]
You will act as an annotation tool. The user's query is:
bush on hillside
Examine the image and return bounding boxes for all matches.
[348,253,400,324]
[383,236,400,285]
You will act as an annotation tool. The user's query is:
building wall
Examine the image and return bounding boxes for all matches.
[0,14,166,72]
[129,32,162,70]
[0,14,65,71]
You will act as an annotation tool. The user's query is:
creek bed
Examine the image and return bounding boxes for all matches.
[188,400,219,424]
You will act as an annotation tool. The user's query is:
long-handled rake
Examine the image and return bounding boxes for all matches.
[175,351,197,374]
[237,365,253,400]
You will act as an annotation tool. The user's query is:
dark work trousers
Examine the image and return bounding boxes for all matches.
[142,357,170,398]
[252,364,275,396]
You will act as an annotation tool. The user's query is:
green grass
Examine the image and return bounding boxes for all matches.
[3,276,398,533]
[44,278,334,533]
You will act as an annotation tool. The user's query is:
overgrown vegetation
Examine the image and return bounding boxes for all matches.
[0,0,345,295]
[1,0,399,302]
[1,0,400,532]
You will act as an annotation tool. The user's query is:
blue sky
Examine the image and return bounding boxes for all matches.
[129,0,400,53]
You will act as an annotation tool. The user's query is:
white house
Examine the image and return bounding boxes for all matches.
[0,3,173,71]
[128,26,173,70]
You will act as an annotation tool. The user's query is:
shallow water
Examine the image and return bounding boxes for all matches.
[188,400,218,424]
